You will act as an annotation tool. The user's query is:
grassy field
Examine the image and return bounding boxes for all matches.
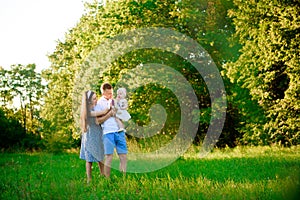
[0,145,299,199]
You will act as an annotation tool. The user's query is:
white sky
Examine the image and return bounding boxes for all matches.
[0,0,93,72]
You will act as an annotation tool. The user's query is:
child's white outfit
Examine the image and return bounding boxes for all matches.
[116,99,131,121]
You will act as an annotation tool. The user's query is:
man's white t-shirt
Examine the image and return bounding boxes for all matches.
[95,96,119,135]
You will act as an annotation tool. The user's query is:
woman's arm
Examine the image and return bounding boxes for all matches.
[90,108,110,117]
[95,109,115,124]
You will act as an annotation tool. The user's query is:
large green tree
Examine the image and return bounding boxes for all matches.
[225,0,299,145]
[42,0,240,150]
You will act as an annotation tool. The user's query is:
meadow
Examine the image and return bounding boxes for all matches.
[0,145,299,200]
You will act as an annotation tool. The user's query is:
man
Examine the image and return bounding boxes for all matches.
[96,82,127,177]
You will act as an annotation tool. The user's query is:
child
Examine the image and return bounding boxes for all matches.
[114,87,131,131]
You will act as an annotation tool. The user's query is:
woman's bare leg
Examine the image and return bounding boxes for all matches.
[86,162,92,183]
[97,161,105,175]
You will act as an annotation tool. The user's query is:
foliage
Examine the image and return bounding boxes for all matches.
[0,67,13,107]
[0,107,41,150]
[0,64,45,134]
[0,64,45,150]
[42,0,241,149]
[2,0,298,151]
[225,0,300,145]
[0,107,24,149]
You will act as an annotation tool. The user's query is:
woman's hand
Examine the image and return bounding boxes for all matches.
[96,108,115,124]
[110,108,116,117]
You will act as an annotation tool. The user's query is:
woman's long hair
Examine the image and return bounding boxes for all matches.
[80,90,94,133]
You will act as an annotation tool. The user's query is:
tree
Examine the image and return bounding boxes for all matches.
[225,0,299,145]
[0,64,45,146]
[42,0,240,150]
[0,67,14,107]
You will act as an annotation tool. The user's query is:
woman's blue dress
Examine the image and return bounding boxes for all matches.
[80,110,104,162]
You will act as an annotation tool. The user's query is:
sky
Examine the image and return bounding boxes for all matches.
[0,0,93,72]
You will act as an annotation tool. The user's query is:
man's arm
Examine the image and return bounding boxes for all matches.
[95,109,115,124]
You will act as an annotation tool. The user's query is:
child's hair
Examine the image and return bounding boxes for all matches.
[80,90,94,133]
[100,82,112,94]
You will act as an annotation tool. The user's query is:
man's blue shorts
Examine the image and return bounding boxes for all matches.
[103,131,127,155]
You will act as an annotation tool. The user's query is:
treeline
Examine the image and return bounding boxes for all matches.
[0,0,299,152]
[0,64,44,151]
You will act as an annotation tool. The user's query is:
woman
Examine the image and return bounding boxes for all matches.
[79,90,113,183]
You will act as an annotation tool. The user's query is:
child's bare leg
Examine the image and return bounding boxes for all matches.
[115,117,124,129]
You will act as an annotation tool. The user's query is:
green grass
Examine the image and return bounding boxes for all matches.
[0,146,299,199]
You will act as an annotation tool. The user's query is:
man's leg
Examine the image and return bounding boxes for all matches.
[119,154,127,174]
[103,133,115,178]
[116,131,127,174]
[104,154,113,177]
